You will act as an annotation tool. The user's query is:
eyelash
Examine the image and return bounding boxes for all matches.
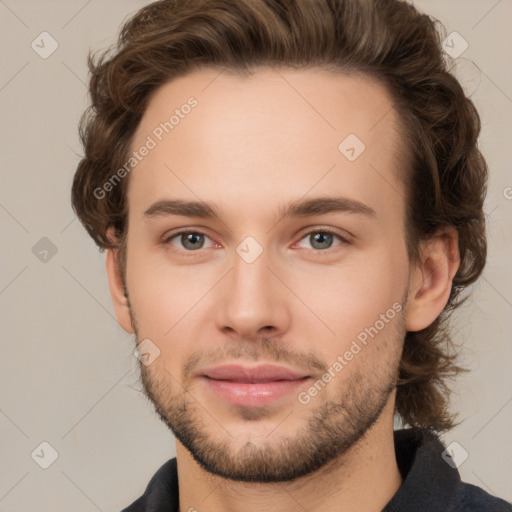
[162,228,351,255]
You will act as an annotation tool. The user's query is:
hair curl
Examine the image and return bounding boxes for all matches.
[71,0,488,432]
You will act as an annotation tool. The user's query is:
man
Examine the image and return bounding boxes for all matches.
[71,0,511,510]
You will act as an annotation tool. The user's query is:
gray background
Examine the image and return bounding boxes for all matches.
[1,0,511,510]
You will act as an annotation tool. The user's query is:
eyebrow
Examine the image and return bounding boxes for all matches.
[143,196,376,223]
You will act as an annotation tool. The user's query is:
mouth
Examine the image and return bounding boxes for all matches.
[199,364,312,407]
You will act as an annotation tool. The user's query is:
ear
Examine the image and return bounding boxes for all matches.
[405,226,460,332]
[105,227,135,334]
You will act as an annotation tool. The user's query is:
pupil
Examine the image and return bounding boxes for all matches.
[183,233,203,250]
[312,232,332,249]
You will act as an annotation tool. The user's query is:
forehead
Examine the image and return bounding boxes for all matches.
[126,66,407,221]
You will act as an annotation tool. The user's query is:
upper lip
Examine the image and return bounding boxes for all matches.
[201,364,309,383]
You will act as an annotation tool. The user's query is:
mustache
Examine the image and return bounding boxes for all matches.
[180,336,328,381]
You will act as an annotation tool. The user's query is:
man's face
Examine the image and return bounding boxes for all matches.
[121,67,413,482]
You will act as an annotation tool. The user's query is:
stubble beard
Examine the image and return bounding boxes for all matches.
[130,311,405,483]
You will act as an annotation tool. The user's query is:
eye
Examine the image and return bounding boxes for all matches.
[163,228,350,254]
[164,231,217,251]
[295,229,349,251]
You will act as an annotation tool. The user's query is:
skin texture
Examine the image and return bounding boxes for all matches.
[105,67,460,512]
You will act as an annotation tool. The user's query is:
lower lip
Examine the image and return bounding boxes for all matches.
[201,376,311,407]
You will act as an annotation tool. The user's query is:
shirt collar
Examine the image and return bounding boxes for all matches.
[128,427,463,512]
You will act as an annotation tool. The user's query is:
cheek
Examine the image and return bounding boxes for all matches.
[126,247,217,337]
[293,250,408,343]
[125,227,409,362]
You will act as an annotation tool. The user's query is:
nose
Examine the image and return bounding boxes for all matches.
[215,245,291,341]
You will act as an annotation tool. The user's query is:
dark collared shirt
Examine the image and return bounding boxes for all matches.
[121,427,512,511]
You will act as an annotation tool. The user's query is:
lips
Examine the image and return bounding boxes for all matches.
[199,364,311,407]
[201,364,308,382]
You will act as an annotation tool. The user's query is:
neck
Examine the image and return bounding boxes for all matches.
[176,397,402,512]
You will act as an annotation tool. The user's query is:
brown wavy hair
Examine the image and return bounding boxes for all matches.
[71,0,488,432]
